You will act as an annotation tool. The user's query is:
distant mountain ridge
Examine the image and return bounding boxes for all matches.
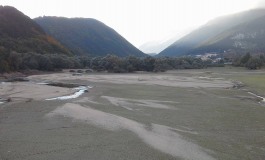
[191,14,265,54]
[35,17,146,57]
[139,29,194,54]
[159,9,265,57]
[0,6,71,55]
[139,37,179,54]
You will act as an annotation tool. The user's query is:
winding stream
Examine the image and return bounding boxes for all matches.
[46,86,92,100]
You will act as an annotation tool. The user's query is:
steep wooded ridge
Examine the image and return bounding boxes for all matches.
[0,6,71,55]
[35,17,146,57]
[159,9,265,57]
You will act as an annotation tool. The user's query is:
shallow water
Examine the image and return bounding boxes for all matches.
[47,103,215,160]
[46,86,92,100]
[46,90,86,100]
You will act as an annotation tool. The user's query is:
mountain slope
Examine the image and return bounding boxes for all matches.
[35,17,145,57]
[192,15,265,54]
[0,6,71,55]
[159,9,265,57]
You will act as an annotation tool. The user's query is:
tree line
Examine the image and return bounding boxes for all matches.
[2,51,265,74]
[87,55,216,73]
[0,52,223,73]
[232,53,265,69]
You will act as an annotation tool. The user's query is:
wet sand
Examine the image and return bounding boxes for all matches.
[0,82,75,102]
[1,69,265,160]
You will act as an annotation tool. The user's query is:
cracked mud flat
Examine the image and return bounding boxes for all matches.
[1,69,265,160]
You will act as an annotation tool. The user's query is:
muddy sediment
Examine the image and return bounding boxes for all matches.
[47,103,215,160]
[102,96,177,110]
[1,70,265,160]
[29,73,234,88]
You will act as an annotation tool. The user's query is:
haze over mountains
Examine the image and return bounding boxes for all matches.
[2,5,265,59]
[35,17,145,57]
[139,35,183,56]
[139,29,194,55]
[192,14,265,54]
[159,8,265,57]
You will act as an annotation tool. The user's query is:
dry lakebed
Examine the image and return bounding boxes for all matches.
[0,68,265,160]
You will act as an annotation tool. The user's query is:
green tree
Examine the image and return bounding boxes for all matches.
[8,52,22,71]
[143,57,155,71]
[240,53,251,66]
[246,57,263,70]
[0,60,10,73]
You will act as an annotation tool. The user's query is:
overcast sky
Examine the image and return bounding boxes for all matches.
[1,0,265,47]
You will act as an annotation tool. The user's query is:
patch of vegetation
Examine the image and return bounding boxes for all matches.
[87,55,218,73]
[0,51,224,73]
[0,52,82,73]
[232,53,265,69]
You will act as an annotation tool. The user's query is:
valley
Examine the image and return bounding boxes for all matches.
[0,67,264,160]
[1,2,265,160]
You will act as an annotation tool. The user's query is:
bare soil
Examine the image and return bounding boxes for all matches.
[1,68,265,160]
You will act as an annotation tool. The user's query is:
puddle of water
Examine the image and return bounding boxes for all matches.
[46,86,92,101]
[47,103,215,160]
[102,96,177,111]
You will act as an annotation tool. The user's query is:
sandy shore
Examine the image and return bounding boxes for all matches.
[0,82,76,102]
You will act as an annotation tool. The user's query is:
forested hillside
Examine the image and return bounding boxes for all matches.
[0,6,73,72]
[35,17,146,57]
[0,6,70,55]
